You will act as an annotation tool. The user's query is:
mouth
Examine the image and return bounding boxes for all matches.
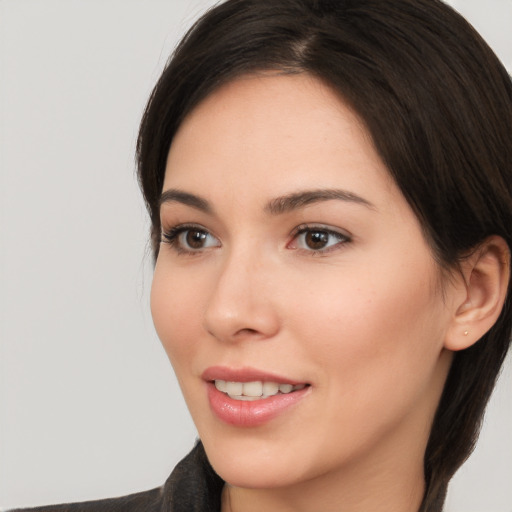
[202,367,311,427]
[213,380,308,401]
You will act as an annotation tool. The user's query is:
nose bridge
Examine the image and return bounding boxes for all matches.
[203,241,279,342]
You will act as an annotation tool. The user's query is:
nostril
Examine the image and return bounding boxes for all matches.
[237,328,259,335]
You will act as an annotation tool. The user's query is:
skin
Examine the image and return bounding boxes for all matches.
[151,73,462,512]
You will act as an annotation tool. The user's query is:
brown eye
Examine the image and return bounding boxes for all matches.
[162,225,221,253]
[304,231,330,250]
[177,228,220,251]
[290,226,350,253]
[185,229,209,249]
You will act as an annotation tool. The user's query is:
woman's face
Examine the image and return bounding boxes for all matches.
[151,74,455,490]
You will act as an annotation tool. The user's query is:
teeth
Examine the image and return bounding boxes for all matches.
[243,381,263,397]
[215,380,227,393]
[262,381,279,396]
[214,380,307,400]
[230,395,262,401]
[225,381,243,396]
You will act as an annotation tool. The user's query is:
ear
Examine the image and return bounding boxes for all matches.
[444,235,510,351]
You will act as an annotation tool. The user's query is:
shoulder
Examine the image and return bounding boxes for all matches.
[8,486,163,512]
[8,441,224,512]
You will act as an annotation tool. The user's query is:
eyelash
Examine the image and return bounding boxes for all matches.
[161,223,351,255]
[161,223,220,255]
[288,224,351,255]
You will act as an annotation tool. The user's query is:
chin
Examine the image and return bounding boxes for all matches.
[208,450,307,489]
[199,426,331,490]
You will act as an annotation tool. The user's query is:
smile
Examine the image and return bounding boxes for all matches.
[202,367,311,426]
[214,380,308,401]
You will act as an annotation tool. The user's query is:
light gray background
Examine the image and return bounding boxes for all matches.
[0,1,511,510]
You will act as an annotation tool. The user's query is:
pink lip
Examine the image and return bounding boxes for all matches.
[202,366,310,427]
[202,366,304,385]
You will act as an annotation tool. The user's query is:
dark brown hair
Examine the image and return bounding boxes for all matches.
[136,1,512,510]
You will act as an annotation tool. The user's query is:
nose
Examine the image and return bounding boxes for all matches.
[203,249,280,343]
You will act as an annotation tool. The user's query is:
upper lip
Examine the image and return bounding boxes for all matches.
[202,366,307,385]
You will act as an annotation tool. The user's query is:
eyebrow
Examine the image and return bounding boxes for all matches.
[265,189,375,215]
[158,187,375,215]
[159,189,212,213]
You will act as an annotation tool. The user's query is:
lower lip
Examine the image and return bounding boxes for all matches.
[206,382,310,427]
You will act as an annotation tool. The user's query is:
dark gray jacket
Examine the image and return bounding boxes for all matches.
[11,442,224,512]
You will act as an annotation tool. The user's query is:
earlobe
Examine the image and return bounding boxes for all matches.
[444,235,510,351]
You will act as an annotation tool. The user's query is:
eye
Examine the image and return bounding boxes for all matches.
[162,224,221,253]
[288,225,350,253]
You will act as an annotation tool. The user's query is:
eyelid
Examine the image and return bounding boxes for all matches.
[161,223,221,254]
[160,222,350,255]
[288,223,352,253]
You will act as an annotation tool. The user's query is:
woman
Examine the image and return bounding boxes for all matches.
[10,0,511,511]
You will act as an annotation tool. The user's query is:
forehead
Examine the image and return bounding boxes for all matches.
[164,73,397,203]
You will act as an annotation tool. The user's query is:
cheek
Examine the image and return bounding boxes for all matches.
[286,257,446,404]
[150,263,204,370]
